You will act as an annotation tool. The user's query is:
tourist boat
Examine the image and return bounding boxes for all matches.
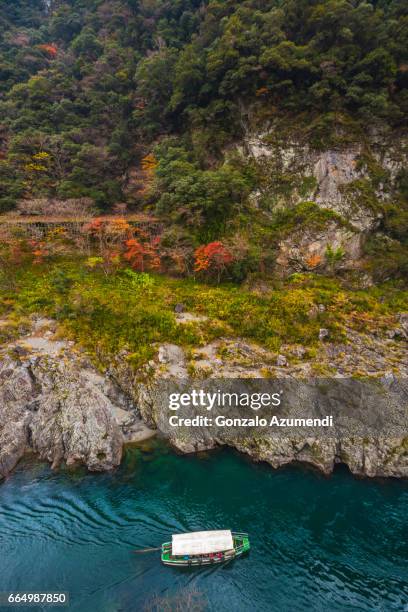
[161,530,250,567]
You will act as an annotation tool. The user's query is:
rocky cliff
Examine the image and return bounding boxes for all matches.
[0,319,154,480]
[129,343,408,479]
[1,316,407,480]
[241,127,407,277]
[107,310,407,478]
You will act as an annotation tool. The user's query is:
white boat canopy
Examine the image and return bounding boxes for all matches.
[172,530,234,556]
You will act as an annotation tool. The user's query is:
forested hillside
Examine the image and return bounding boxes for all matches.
[0,0,407,281]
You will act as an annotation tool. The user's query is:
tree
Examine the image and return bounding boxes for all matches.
[37,44,58,58]
[124,236,161,272]
[134,48,179,138]
[82,216,132,273]
[154,141,254,240]
[194,241,234,282]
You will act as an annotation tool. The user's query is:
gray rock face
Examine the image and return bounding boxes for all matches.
[243,129,406,276]
[314,150,359,204]
[398,313,408,335]
[312,149,380,230]
[157,343,188,377]
[0,354,124,478]
[128,335,408,479]
[1,318,407,480]
[275,223,362,275]
[232,436,408,478]
[0,360,30,477]
[136,376,408,479]
[0,338,155,480]
[245,132,405,227]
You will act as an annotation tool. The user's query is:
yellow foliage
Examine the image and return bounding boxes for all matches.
[32,152,50,160]
[141,153,158,174]
[138,153,158,195]
[24,163,47,172]
[106,218,132,235]
[47,227,68,239]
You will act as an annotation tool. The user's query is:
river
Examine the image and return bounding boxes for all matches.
[0,440,407,611]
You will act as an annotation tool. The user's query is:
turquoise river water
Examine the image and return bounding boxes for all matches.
[0,440,407,612]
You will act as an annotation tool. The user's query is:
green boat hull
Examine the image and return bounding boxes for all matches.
[161,532,250,567]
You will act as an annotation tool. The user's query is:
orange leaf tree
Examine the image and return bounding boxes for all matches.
[194,241,234,283]
[38,44,58,58]
[124,237,161,272]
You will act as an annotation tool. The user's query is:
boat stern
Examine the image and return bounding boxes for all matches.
[161,541,172,565]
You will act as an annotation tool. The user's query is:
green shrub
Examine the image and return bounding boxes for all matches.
[3,258,406,370]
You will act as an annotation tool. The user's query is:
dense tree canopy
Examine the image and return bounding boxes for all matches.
[0,0,406,213]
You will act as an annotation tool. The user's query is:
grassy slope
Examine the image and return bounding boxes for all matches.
[1,259,406,370]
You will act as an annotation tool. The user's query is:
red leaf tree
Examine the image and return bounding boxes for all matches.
[194,241,234,282]
[82,217,161,273]
[124,237,161,272]
[38,44,58,58]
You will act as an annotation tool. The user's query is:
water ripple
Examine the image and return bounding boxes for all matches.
[0,448,407,612]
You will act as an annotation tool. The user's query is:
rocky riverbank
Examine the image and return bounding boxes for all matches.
[120,336,408,479]
[0,315,407,480]
[0,318,154,480]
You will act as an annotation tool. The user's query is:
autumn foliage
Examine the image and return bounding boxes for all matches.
[124,236,161,272]
[305,253,322,269]
[141,153,158,176]
[137,153,158,196]
[194,241,234,281]
[81,221,234,280]
[30,241,48,264]
[0,214,237,283]
[81,217,162,273]
[38,44,58,57]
